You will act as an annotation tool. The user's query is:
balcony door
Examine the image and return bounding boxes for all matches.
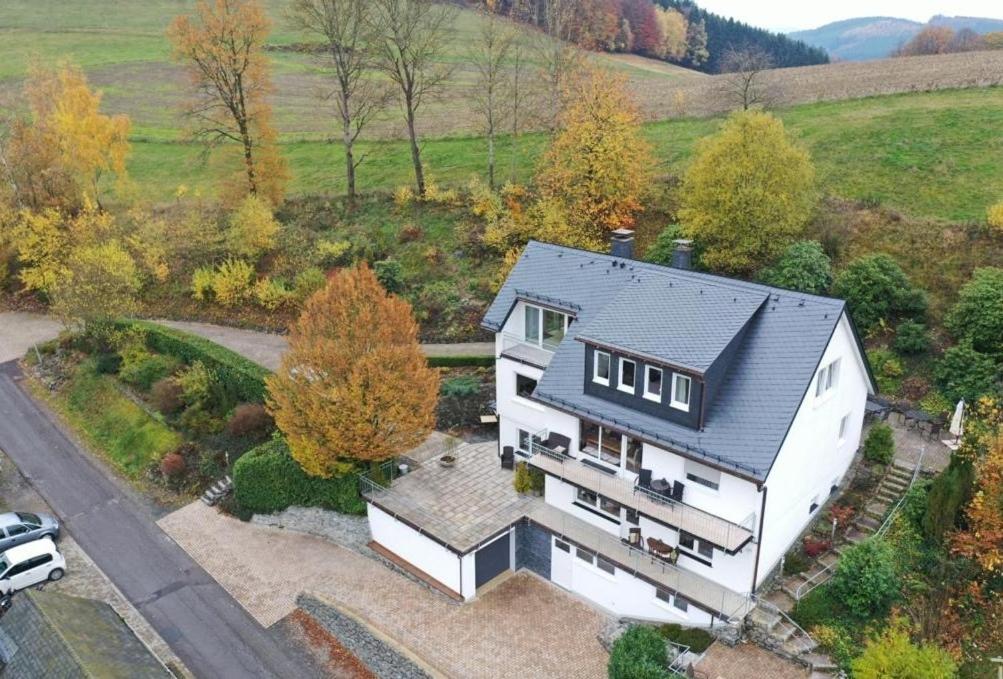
[524,304,569,350]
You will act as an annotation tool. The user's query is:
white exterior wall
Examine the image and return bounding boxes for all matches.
[637,516,757,593]
[756,313,870,588]
[544,476,625,538]
[549,537,714,626]
[367,504,467,598]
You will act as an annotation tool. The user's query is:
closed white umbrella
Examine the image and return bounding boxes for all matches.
[949,399,965,439]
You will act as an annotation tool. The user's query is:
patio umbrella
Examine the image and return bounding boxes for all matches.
[949,399,965,439]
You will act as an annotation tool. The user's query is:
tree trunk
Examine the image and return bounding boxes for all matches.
[343,112,356,204]
[487,128,496,190]
[405,103,424,197]
[238,120,257,195]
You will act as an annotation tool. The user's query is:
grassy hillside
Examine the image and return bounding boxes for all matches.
[124,87,1003,222]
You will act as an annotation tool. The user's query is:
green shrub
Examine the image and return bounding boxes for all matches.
[374,258,404,294]
[863,423,895,464]
[427,355,494,368]
[656,624,713,653]
[177,405,225,437]
[513,462,533,494]
[867,347,904,395]
[830,538,898,619]
[119,352,180,391]
[783,549,811,575]
[944,266,1003,356]
[934,341,999,403]
[922,460,975,545]
[810,624,855,673]
[114,320,269,403]
[833,253,927,335]
[315,239,352,267]
[851,617,957,679]
[608,625,669,679]
[150,378,185,415]
[176,361,215,407]
[893,320,931,355]
[918,390,952,419]
[758,240,833,295]
[643,225,684,266]
[94,352,122,374]
[441,375,481,398]
[191,266,215,301]
[791,584,845,630]
[293,267,326,302]
[232,437,366,515]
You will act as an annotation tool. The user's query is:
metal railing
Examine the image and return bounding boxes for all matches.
[499,332,558,368]
[750,594,815,649]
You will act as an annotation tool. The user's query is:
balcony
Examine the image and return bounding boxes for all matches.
[528,444,755,553]
[499,332,557,369]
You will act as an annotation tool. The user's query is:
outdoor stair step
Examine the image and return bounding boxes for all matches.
[833,543,851,556]
[782,634,818,656]
[881,479,909,493]
[865,502,889,519]
[763,589,796,613]
[845,528,869,544]
[876,490,901,503]
[856,516,881,531]
[818,552,839,568]
[750,606,781,631]
[772,621,797,643]
[805,653,839,673]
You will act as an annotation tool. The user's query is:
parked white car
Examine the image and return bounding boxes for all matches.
[0,538,65,594]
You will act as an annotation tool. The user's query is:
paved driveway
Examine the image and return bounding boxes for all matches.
[0,312,63,363]
[160,501,610,679]
[0,362,308,679]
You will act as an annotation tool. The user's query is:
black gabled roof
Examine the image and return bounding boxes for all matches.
[483,241,869,481]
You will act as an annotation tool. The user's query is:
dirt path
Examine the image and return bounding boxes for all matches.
[0,312,64,363]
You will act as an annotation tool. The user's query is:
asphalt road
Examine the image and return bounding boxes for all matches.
[0,361,308,679]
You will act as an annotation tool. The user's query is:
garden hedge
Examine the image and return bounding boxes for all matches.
[232,438,366,515]
[116,320,269,403]
[426,354,494,368]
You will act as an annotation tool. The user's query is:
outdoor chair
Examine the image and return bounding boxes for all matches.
[501,446,515,470]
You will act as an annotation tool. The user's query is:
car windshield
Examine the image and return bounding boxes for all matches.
[15,513,41,528]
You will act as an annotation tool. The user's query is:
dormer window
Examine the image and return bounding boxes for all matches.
[523,304,569,351]
[594,350,611,385]
[618,359,636,394]
[644,366,662,402]
[671,374,691,411]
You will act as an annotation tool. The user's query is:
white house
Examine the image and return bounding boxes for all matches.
[364,232,874,628]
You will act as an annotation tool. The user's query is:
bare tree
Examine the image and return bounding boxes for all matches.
[287,0,389,202]
[372,0,456,197]
[471,7,517,189]
[718,45,778,111]
[508,36,529,182]
[529,0,583,132]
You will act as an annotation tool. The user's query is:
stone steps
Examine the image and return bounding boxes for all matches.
[856,515,880,532]
[864,501,889,520]
[782,633,817,656]
[200,475,233,506]
[805,652,840,675]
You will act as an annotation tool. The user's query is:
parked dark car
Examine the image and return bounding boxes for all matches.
[0,512,60,553]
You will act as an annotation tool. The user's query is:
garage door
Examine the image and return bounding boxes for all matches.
[475,532,511,589]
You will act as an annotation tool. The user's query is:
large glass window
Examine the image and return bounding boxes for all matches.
[542,309,566,349]
[625,438,643,473]
[579,421,623,466]
[524,305,540,343]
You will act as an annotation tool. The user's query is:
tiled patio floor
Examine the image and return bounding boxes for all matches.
[693,641,808,679]
[159,502,609,679]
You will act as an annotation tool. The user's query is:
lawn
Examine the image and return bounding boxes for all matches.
[48,359,181,479]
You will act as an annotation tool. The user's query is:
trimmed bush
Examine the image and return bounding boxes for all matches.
[608,625,670,679]
[830,538,898,619]
[441,375,481,398]
[863,423,894,464]
[114,320,269,403]
[374,258,404,294]
[232,438,366,515]
[426,355,494,368]
[226,403,274,438]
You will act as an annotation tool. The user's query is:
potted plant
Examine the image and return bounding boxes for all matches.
[439,438,458,468]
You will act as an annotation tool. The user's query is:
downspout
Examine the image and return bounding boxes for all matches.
[750,485,768,594]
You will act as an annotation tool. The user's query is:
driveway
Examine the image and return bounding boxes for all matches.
[160,501,610,679]
[0,312,63,363]
[0,361,309,679]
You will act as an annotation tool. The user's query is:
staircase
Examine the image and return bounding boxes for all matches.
[200,475,233,506]
[746,599,831,673]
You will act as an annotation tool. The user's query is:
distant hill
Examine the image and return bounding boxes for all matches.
[790,15,1003,61]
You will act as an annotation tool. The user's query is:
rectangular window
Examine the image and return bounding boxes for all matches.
[679,532,695,551]
[673,595,689,612]
[684,461,721,491]
[515,373,537,399]
[810,496,820,514]
[542,309,567,349]
[644,365,662,401]
[555,539,570,553]
[580,422,623,466]
[697,541,714,559]
[518,429,531,453]
[594,350,611,385]
[838,413,849,442]
[575,547,594,564]
[576,488,598,506]
[655,588,672,604]
[618,358,636,393]
[671,374,691,411]
[686,472,719,491]
[597,556,616,575]
[600,496,622,517]
[625,438,643,473]
[524,305,540,344]
[625,508,640,525]
[816,359,841,398]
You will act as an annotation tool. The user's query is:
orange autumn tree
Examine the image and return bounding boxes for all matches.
[266,264,439,478]
[168,0,287,205]
[951,432,1003,573]
[534,66,652,250]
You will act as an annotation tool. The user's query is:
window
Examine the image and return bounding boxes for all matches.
[625,508,640,525]
[809,496,820,514]
[524,305,540,344]
[576,488,621,518]
[555,539,570,553]
[671,374,691,411]
[673,595,689,612]
[518,429,531,453]
[618,359,636,394]
[697,542,714,559]
[644,366,662,401]
[684,461,721,491]
[625,438,643,473]
[542,309,567,349]
[679,531,714,561]
[575,547,594,564]
[815,359,840,398]
[15,513,40,528]
[600,496,622,517]
[576,488,598,506]
[579,421,623,466]
[5,525,28,538]
[679,532,695,551]
[515,373,537,399]
[597,556,616,575]
[594,350,611,385]
[838,413,849,442]
[655,587,672,604]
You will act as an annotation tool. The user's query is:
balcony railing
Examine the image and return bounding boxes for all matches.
[499,332,557,368]
[528,441,755,553]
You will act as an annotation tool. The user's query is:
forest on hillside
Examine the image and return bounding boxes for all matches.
[495,0,829,72]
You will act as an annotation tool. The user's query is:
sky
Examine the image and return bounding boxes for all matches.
[695,1,1003,33]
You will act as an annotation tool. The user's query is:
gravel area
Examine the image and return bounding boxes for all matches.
[252,506,372,553]
[298,594,432,679]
